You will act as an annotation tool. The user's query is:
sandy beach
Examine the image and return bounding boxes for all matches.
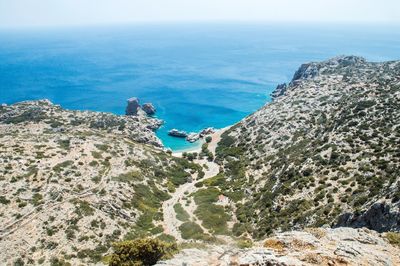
[172,126,231,157]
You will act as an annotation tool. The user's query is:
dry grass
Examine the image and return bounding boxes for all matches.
[305,227,327,239]
[263,239,286,251]
[302,253,349,265]
[384,232,400,247]
[290,238,316,250]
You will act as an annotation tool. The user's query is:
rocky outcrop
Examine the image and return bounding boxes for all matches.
[336,202,400,232]
[273,56,368,100]
[125,97,141,116]
[125,97,158,117]
[271,83,287,100]
[199,127,216,137]
[186,132,200,143]
[185,127,216,143]
[291,62,319,82]
[142,103,156,115]
[158,227,400,265]
[167,127,216,142]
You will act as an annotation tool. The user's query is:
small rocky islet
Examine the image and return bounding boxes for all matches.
[0,56,400,265]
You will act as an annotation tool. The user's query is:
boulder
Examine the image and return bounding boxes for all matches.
[199,127,215,137]
[186,133,200,143]
[125,97,141,116]
[142,103,156,115]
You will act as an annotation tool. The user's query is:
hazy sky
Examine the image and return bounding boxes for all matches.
[1,0,399,28]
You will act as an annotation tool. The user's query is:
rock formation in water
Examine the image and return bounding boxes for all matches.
[142,103,156,115]
[125,97,141,116]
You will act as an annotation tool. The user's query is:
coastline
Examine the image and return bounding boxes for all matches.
[172,125,231,157]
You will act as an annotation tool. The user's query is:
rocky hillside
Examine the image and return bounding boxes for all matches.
[215,56,400,239]
[0,100,201,265]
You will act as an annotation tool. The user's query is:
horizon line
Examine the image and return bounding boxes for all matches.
[1,20,400,31]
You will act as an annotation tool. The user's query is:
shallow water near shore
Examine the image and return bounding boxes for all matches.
[1,23,400,150]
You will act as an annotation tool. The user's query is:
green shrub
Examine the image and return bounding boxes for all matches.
[0,196,10,204]
[385,232,400,247]
[173,203,190,222]
[156,234,176,243]
[74,200,94,216]
[32,193,43,206]
[236,238,253,248]
[108,238,177,266]
[179,222,208,240]
[232,223,246,237]
[193,188,230,234]
[193,188,220,205]
[58,139,70,150]
[113,171,143,183]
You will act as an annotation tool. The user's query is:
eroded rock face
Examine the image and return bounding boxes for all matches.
[291,62,320,82]
[142,103,156,115]
[271,83,288,100]
[336,202,400,232]
[125,97,141,116]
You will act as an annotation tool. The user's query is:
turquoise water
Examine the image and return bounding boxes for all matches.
[1,23,400,150]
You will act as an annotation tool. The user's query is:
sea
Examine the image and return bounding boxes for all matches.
[1,23,399,151]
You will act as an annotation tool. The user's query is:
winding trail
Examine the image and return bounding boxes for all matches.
[162,159,220,241]
[162,127,228,241]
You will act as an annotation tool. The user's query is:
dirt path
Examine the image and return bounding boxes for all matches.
[162,159,220,241]
[163,127,228,241]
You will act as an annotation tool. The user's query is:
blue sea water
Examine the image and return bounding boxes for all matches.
[1,23,400,150]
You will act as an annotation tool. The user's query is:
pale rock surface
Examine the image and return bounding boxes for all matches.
[158,227,400,266]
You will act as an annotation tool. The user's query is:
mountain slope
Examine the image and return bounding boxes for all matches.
[215,56,400,238]
[0,100,200,265]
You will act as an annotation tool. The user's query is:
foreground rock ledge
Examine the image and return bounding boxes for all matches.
[157,227,400,266]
